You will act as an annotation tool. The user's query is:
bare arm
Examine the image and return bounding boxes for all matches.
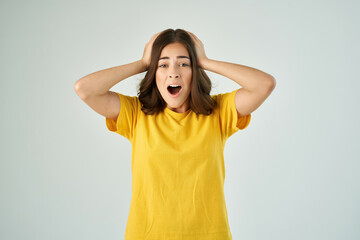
[73,32,161,120]
[73,60,147,120]
[187,31,276,117]
[201,58,276,117]
[74,60,147,98]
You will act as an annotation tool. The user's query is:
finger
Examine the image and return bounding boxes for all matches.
[184,30,194,37]
[149,32,161,42]
[153,32,161,38]
[188,31,196,39]
[187,31,197,39]
[189,32,201,43]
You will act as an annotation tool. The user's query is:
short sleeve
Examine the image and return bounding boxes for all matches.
[105,92,139,142]
[217,89,251,139]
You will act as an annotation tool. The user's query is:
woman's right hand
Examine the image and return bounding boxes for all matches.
[141,32,161,70]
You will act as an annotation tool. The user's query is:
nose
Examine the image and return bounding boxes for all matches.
[169,65,180,78]
[169,73,179,78]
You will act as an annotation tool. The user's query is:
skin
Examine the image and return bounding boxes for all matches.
[155,42,192,113]
[75,29,275,132]
[142,30,276,117]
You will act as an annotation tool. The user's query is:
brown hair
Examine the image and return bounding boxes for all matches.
[138,28,217,115]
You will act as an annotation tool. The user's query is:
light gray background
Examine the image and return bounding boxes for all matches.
[1,0,359,239]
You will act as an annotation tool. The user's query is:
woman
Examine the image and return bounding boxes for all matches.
[74,28,276,240]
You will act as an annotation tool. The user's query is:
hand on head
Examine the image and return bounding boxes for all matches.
[184,30,208,69]
[141,32,161,69]
[141,29,209,70]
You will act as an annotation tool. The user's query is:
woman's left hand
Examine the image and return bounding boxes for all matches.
[186,30,208,69]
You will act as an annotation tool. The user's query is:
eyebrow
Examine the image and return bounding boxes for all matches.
[159,56,190,60]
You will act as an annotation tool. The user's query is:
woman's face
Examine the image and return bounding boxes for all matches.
[156,42,192,113]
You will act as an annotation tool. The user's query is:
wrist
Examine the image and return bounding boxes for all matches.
[199,58,211,69]
[138,59,148,72]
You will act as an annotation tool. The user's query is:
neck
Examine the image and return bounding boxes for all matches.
[167,101,190,113]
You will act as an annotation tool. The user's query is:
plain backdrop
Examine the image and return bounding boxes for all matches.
[1,0,359,239]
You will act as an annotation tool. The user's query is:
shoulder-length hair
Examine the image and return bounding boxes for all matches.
[138,28,217,115]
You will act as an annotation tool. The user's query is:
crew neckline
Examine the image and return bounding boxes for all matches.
[164,107,192,117]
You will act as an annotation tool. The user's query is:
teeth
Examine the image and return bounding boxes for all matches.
[169,85,180,87]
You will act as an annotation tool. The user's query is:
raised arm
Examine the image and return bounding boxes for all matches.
[74,60,147,98]
[187,31,276,118]
[73,32,160,120]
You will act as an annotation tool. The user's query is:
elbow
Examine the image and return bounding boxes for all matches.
[266,75,276,92]
[74,79,89,99]
[74,80,81,93]
[74,79,82,94]
[252,76,276,94]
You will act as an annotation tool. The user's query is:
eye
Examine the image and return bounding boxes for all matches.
[159,64,166,68]
[180,63,189,67]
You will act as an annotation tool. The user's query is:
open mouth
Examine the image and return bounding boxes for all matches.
[167,85,182,95]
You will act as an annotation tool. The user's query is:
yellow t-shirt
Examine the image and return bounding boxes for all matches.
[105,89,251,240]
